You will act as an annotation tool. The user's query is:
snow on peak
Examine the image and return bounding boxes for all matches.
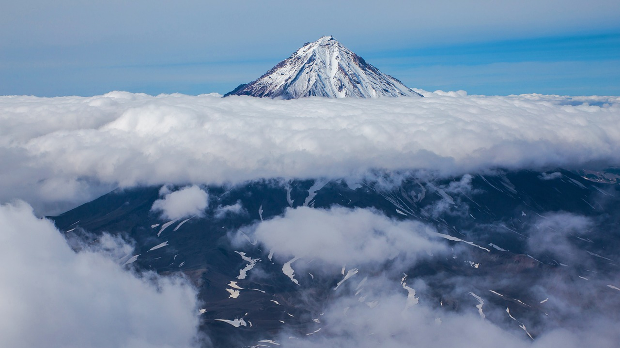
[225,36,421,99]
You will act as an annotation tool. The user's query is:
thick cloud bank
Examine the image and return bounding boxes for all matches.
[0,91,619,214]
[0,202,200,348]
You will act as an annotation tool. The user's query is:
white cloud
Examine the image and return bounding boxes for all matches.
[0,201,200,348]
[246,206,445,267]
[237,205,620,348]
[214,201,244,219]
[2,1,619,60]
[1,92,620,214]
[527,212,593,264]
[2,90,619,347]
[539,171,562,180]
[151,185,208,220]
[273,274,620,348]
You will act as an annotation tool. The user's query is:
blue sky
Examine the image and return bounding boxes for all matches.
[1,0,619,96]
[372,33,620,95]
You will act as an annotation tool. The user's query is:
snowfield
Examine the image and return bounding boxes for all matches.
[224,36,421,99]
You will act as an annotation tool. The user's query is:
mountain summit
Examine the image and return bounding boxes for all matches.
[224,36,421,99]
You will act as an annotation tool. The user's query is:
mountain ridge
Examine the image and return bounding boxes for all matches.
[50,169,620,346]
[224,36,421,99]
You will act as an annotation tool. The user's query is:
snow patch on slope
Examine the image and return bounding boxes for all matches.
[225,36,421,99]
[283,257,300,285]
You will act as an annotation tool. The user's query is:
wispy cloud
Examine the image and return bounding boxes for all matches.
[232,204,620,348]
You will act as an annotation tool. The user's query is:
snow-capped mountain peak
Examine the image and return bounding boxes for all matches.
[224,36,421,99]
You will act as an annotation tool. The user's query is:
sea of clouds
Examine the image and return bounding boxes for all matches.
[1,90,619,215]
[1,90,619,347]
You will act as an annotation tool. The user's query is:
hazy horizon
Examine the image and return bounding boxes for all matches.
[1,1,619,97]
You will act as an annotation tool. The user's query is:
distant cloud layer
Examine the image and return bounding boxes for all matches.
[4,1,619,48]
[0,91,619,214]
[0,201,200,348]
[2,1,619,96]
